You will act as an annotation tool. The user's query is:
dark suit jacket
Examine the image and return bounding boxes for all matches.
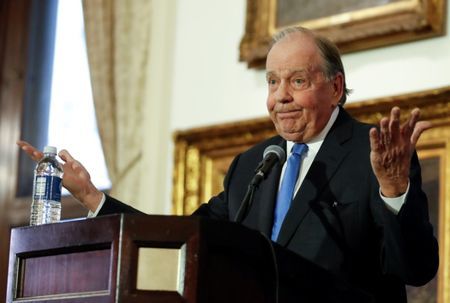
[100,108,438,302]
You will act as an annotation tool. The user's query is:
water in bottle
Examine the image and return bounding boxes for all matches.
[30,146,64,225]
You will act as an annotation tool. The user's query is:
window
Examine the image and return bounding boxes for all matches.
[48,0,111,192]
[18,0,110,196]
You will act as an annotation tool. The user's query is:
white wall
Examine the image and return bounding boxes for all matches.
[344,31,450,102]
[157,0,450,213]
[169,0,268,130]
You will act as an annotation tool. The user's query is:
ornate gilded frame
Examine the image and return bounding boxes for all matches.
[173,86,450,302]
[239,0,447,68]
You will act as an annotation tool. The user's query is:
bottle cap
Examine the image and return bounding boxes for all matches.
[43,146,57,154]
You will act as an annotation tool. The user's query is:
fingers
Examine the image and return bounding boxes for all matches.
[16,140,29,147]
[379,107,401,148]
[388,107,400,143]
[402,108,432,147]
[411,121,432,146]
[59,149,79,170]
[374,107,431,150]
[16,140,44,161]
[59,149,90,177]
[401,108,420,138]
[379,117,390,148]
[369,127,381,152]
[58,149,75,163]
[371,107,399,151]
[408,108,421,129]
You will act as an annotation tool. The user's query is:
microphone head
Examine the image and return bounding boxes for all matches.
[263,145,286,163]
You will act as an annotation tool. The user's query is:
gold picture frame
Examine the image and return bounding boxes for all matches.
[172,86,450,302]
[412,142,449,302]
[239,0,447,68]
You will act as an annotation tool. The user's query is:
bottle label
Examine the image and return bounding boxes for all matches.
[34,176,62,202]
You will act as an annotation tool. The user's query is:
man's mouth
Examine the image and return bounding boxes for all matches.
[277,110,301,119]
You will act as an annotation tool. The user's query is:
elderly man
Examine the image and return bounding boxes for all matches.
[19,27,438,302]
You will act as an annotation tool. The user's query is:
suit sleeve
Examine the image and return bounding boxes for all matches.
[96,153,242,218]
[371,151,439,286]
[97,194,145,215]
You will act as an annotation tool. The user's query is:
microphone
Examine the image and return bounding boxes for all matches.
[234,145,286,223]
[252,145,286,186]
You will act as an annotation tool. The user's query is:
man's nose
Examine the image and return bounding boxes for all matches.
[275,82,293,103]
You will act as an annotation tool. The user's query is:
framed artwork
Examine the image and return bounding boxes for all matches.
[239,0,447,68]
[406,146,446,303]
[172,86,450,302]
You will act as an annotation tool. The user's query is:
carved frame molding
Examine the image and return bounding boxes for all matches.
[239,0,447,68]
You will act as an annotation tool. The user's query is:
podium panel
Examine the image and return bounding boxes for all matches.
[20,247,111,297]
[7,216,121,303]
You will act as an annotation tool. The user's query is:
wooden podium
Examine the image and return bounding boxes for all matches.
[7,214,373,303]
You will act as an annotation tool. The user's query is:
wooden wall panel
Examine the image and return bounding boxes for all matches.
[0,0,31,300]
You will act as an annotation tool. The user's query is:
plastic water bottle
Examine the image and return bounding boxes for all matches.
[30,146,64,225]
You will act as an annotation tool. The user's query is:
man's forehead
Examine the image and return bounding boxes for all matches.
[266,50,321,73]
[266,68,307,77]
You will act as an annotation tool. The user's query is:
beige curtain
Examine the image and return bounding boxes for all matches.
[82,0,180,286]
[82,0,151,203]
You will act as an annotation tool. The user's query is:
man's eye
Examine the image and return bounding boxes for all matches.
[268,79,277,85]
[293,78,305,85]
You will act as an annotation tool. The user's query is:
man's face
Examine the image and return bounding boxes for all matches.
[266,33,343,143]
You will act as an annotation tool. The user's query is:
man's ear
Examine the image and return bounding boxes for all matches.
[332,72,344,103]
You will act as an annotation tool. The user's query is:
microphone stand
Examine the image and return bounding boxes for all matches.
[234,171,264,223]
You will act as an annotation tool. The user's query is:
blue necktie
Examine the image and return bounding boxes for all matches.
[271,143,308,241]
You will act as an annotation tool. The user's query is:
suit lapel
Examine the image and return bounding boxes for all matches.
[276,109,354,246]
